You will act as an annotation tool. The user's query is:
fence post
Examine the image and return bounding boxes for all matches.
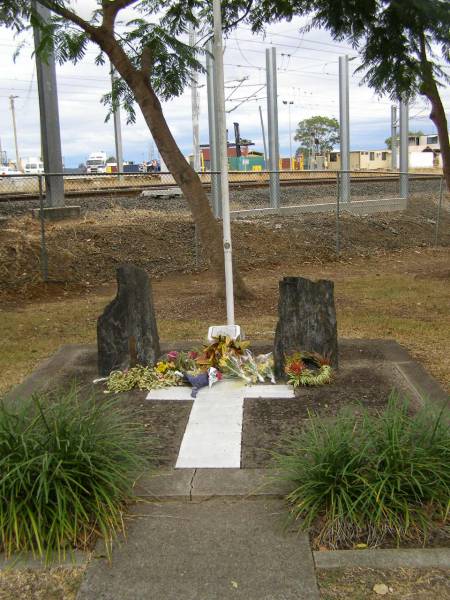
[336,171,340,258]
[434,176,443,247]
[38,174,49,282]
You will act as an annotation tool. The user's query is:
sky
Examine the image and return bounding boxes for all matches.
[0,3,448,167]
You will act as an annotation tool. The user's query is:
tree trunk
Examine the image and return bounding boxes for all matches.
[419,35,450,191]
[98,34,252,300]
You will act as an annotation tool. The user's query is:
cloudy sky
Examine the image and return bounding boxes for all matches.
[0,2,448,167]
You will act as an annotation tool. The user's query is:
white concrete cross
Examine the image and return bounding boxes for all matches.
[146,380,294,468]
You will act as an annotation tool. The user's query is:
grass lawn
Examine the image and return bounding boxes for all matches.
[1,247,449,395]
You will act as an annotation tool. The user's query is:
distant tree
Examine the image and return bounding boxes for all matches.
[0,1,251,297]
[295,146,310,158]
[384,130,425,150]
[106,156,117,163]
[77,162,86,170]
[294,116,339,156]
[248,0,450,190]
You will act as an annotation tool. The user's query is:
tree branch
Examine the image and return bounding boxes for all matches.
[140,46,153,75]
[35,0,97,36]
[102,0,139,31]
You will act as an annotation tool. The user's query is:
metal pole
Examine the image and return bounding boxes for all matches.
[33,0,64,206]
[38,175,48,281]
[213,0,234,325]
[339,55,350,203]
[399,99,409,199]
[9,95,21,171]
[266,47,280,208]
[189,24,201,172]
[206,39,221,217]
[391,105,398,170]
[434,176,443,246]
[336,171,340,258]
[110,63,124,175]
[258,105,268,165]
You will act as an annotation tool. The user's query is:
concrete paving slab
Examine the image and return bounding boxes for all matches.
[146,387,194,400]
[135,469,195,499]
[135,469,292,499]
[396,362,449,408]
[314,547,450,570]
[77,498,319,600]
[192,469,292,498]
[175,380,246,469]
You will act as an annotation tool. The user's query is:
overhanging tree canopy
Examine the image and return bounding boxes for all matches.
[248,0,450,189]
[0,0,252,298]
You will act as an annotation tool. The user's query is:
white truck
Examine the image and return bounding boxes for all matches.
[23,157,44,174]
[86,151,107,174]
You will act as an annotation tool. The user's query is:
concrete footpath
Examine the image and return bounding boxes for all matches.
[77,497,320,600]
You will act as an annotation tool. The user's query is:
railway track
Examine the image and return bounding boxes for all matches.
[0,173,442,203]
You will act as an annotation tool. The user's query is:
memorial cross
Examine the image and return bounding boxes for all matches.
[146,380,294,468]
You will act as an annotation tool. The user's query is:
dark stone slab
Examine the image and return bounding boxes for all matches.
[97,264,160,376]
[274,276,338,376]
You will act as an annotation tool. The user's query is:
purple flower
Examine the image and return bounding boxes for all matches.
[167,351,179,360]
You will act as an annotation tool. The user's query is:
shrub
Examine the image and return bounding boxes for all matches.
[0,387,155,560]
[273,393,450,548]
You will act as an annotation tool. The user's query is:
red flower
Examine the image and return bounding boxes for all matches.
[287,360,305,375]
[216,371,223,380]
[167,351,179,360]
[188,351,198,359]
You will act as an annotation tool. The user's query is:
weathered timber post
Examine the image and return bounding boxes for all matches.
[274,276,338,377]
[97,264,160,376]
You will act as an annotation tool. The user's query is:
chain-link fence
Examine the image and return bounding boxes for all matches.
[0,169,447,286]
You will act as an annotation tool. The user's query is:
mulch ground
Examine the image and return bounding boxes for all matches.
[317,567,450,600]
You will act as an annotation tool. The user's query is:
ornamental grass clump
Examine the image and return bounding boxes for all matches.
[273,393,450,548]
[0,388,155,560]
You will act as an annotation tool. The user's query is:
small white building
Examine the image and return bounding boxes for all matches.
[326,150,391,170]
[407,133,443,167]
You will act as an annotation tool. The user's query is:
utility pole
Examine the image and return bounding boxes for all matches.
[189,24,201,172]
[110,63,124,174]
[339,55,350,203]
[33,0,64,206]
[266,47,280,208]
[213,0,235,326]
[206,39,222,217]
[9,95,21,171]
[258,105,268,165]
[399,99,409,199]
[391,105,398,170]
[282,100,294,169]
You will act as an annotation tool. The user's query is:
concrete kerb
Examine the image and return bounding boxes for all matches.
[135,468,292,500]
[31,205,81,221]
[314,547,450,570]
[0,550,89,571]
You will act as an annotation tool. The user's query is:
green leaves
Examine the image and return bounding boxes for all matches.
[0,387,155,561]
[294,115,340,155]
[273,392,450,548]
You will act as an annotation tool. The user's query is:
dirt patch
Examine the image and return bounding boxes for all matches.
[120,391,193,466]
[0,567,84,600]
[1,196,449,299]
[317,567,450,599]
[241,364,402,468]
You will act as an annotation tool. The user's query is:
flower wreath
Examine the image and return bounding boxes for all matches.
[285,352,333,388]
